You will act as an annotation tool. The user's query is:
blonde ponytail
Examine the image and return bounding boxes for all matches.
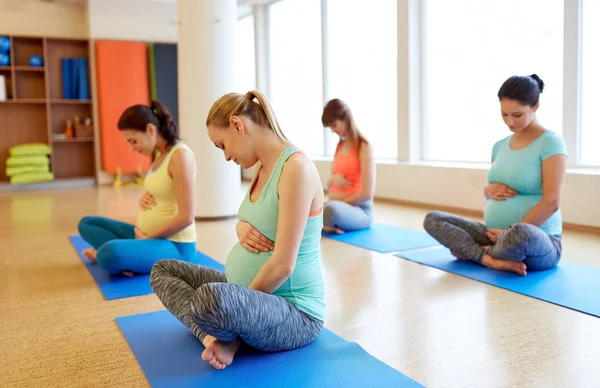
[206,89,288,142]
[244,90,288,141]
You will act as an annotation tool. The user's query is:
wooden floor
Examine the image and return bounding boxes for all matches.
[1,185,599,388]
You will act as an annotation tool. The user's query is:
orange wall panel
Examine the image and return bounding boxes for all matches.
[95,40,151,174]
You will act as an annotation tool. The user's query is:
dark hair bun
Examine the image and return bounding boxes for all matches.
[530,74,544,93]
[150,100,178,145]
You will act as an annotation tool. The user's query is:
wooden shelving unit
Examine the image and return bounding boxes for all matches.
[0,35,96,185]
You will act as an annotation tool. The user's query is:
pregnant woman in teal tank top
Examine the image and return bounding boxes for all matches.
[150,90,326,371]
[423,74,568,276]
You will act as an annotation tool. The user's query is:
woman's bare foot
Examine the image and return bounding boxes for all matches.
[121,270,135,278]
[482,254,527,276]
[201,335,241,370]
[323,226,345,234]
[82,248,97,262]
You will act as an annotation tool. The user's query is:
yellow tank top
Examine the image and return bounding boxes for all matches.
[136,142,197,243]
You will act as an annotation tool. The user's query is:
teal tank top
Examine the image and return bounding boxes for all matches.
[225,147,326,321]
[484,131,567,236]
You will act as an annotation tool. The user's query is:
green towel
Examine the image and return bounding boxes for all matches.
[6,155,50,167]
[9,143,52,157]
[9,171,55,185]
[6,165,50,177]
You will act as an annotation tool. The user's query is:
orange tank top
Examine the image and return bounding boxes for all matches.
[330,140,362,195]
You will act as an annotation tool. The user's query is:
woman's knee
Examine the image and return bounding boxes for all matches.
[423,210,447,232]
[190,283,225,327]
[323,201,342,226]
[77,215,96,235]
[149,259,177,289]
[503,223,540,243]
[94,240,124,273]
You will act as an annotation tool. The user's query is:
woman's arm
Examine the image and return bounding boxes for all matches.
[520,154,567,226]
[484,158,494,199]
[248,154,316,293]
[143,149,196,239]
[341,142,375,205]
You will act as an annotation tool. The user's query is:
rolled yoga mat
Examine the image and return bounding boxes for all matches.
[69,235,224,300]
[115,310,424,388]
[395,246,600,318]
[322,223,440,253]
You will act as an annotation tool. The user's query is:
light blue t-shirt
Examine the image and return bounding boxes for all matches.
[225,147,326,321]
[484,131,567,236]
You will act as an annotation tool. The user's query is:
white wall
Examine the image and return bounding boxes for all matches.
[88,0,178,42]
[0,0,88,38]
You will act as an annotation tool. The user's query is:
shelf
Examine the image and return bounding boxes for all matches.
[0,35,96,187]
[15,71,45,99]
[52,137,94,143]
[50,99,91,104]
[12,37,44,67]
[0,99,91,104]
[0,99,46,104]
[0,66,44,71]
[52,141,95,179]
[0,103,49,181]
[15,66,44,71]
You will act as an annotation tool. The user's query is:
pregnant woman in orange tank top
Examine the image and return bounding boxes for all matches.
[321,99,376,234]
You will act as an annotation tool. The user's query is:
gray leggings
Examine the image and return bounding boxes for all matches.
[323,199,374,231]
[423,211,562,270]
[149,259,323,352]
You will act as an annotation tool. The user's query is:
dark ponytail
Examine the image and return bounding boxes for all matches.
[497,74,544,107]
[118,100,179,146]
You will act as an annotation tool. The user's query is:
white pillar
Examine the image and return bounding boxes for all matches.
[178,0,241,219]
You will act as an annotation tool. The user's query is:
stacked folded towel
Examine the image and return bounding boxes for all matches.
[6,143,54,185]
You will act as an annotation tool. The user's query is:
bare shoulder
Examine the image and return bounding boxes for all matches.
[359,139,372,153]
[168,146,196,176]
[280,151,323,192]
[281,152,319,179]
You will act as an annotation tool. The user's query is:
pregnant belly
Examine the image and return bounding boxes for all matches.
[136,203,177,235]
[484,194,541,229]
[225,243,271,287]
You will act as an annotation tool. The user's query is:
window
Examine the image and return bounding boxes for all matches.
[424,0,564,163]
[325,0,398,159]
[268,0,324,156]
[235,14,256,93]
[580,0,600,166]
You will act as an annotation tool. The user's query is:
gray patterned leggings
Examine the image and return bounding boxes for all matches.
[423,211,562,270]
[149,259,324,352]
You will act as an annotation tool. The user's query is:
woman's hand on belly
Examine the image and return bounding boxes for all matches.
[484,183,519,201]
[139,191,156,211]
[236,221,273,254]
[330,173,351,189]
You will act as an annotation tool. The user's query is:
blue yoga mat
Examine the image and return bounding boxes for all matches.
[116,310,423,388]
[69,235,224,300]
[322,223,440,253]
[395,246,600,318]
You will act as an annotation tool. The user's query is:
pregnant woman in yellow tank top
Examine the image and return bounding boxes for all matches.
[77,101,197,277]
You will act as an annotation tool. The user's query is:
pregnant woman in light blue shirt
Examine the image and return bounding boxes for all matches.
[423,74,568,276]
